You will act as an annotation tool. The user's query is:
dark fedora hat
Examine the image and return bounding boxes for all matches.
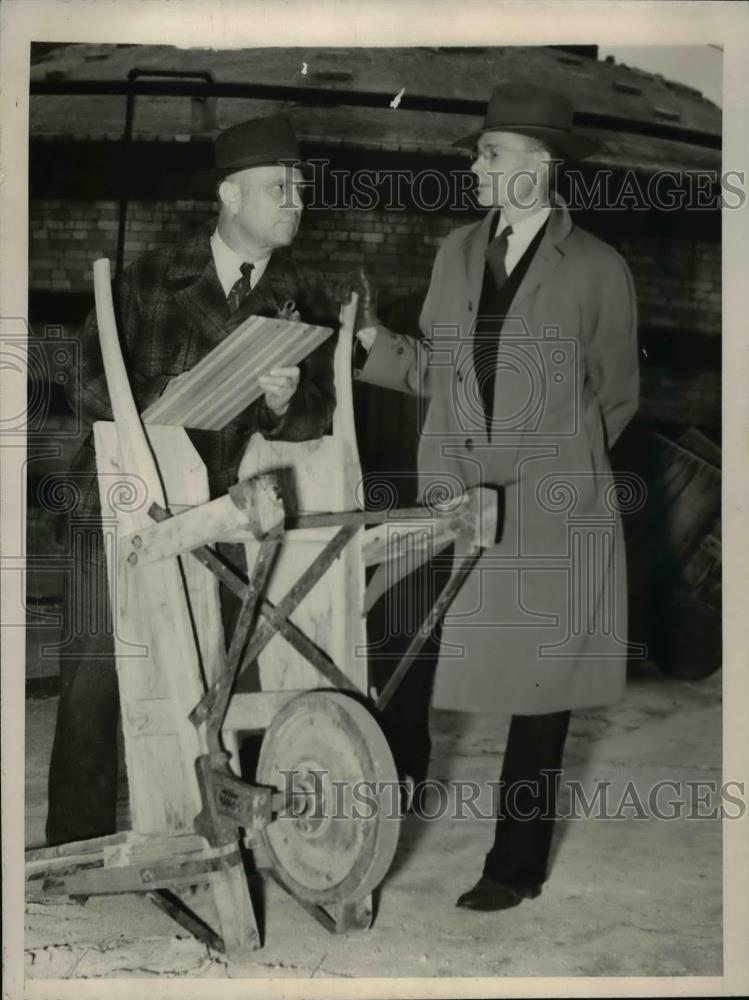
[194,115,305,186]
[453,83,598,160]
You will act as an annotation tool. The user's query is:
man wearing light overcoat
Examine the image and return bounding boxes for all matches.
[355,83,640,910]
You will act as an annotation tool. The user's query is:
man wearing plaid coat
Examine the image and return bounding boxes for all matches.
[46,117,340,845]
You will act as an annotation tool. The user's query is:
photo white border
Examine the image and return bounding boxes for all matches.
[2,1,747,997]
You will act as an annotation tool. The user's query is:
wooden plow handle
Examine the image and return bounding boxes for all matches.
[93,257,167,516]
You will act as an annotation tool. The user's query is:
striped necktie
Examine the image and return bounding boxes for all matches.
[484,224,513,289]
[227,261,255,313]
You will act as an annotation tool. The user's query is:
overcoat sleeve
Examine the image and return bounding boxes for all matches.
[354,324,432,397]
[586,252,640,449]
[353,233,456,397]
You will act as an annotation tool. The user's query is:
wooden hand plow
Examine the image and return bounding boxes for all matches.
[25,259,497,960]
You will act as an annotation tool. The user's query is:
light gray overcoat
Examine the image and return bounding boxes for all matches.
[357,195,640,713]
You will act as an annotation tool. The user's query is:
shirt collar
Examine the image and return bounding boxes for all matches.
[495,204,552,243]
[210,228,272,298]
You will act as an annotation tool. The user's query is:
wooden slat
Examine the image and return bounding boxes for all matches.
[239,296,369,695]
[95,423,206,833]
[58,853,241,896]
[362,487,497,565]
[26,832,128,877]
[102,833,232,868]
[26,831,128,864]
[92,268,212,823]
[212,864,261,955]
[122,493,264,564]
[142,314,334,429]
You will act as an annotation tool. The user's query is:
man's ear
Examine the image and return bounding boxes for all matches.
[218,178,240,213]
[535,149,555,196]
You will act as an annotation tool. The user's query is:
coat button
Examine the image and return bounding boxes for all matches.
[395,345,404,355]
[465,438,474,451]
[468,301,473,312]
[457,370,464,382]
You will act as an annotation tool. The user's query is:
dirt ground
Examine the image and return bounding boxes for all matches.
[24,665,722,983]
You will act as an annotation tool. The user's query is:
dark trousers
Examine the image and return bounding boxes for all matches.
[46,542,119,846]
[369,546,571,885]
[46,533,247,847]
[367,547,454,784]
[484,710,571,888]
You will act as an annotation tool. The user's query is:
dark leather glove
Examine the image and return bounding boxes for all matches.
[321,268,378,327]
[352,266,379,333]
[320,267,379,349]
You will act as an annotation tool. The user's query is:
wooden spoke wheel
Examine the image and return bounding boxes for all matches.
[257,691,401,905]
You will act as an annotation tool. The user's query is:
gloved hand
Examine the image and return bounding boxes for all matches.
[322,268,379,351]
[352,267,378,351]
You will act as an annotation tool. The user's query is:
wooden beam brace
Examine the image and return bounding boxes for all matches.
[202,536,281,755]
[120,473,284,567]
[375,547,482,712]
[128,487,496,567]
[362,487,497,565]
[146,889,225,953]
[147,506,358,696]
[192,524,359,726]
[53,850,244,897]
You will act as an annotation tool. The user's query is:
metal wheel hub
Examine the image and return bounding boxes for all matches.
[257,691,401,905]
[285,759,332,837]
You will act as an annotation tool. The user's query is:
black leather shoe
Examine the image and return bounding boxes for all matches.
[456,875,542,911]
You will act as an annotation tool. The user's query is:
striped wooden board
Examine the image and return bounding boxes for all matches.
[142,314,334,430]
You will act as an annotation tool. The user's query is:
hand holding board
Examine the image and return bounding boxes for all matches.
[142,314,334,430]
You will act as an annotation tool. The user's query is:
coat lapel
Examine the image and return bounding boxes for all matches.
[503,196,573,316]
[452,212,497,442]
[169,233,298,345]
[461,209,497,327]
[459,196,574,443]
[170,229,231,345]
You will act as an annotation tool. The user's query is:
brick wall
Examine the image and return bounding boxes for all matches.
[612,236,721,336]
[30,200,210,291]
[29,199,721,466]
[29,197,721,335]
[29,197,722,433]
[29,199,453,303]
[24,196,722,649]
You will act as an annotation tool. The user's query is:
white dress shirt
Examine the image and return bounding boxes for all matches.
[210,229,271,298]
[494,205,551,275]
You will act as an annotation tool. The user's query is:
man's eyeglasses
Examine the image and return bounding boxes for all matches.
[239,178,312,203]
[470,146,520,164]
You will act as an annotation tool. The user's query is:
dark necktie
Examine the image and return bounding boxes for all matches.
[474,224,514,437]
[484,224,513,288]
[227,261,255,313]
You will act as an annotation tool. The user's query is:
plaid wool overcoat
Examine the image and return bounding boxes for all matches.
[64,227,339,526]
